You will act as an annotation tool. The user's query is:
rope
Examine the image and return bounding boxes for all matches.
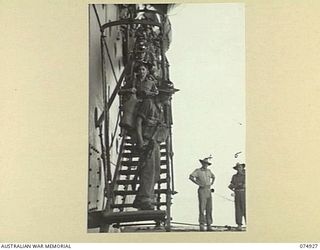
[92,4,102,29]
[214,193,234,202]
[171,221,235,229]
[171,221,199,227]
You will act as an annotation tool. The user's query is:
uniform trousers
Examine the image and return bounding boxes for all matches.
[198,187,213,226]
[234,190,246,226]
[135,141,160,204]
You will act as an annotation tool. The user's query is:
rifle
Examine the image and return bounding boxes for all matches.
[131,121,163,191]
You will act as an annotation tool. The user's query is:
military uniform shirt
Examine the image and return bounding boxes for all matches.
[136,78,158,98]
[137,98,168,143]
[190,168,215,187]
[230,172,245,190]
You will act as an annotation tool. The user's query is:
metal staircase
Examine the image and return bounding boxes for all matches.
[88,133,174,231]
[88,4,176,232]
[109,133,173,230]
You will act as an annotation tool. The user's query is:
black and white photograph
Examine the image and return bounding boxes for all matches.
[3,0,320,244]
[88,3,245,233]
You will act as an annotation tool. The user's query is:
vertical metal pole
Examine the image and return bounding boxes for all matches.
[126,22,130,66]
[100,34,112,213]
[168,104,175,194]
[99,33,111,233]
[98,125,106,209]
[165,106,172,232]
[100,35,108,209]
[105,84,112,211]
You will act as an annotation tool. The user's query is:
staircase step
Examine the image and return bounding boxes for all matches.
[116,178,167,185]
[160,144,167,150]
[119,168,167,176]
[160,159,168,166]
[88,210,166,228]
[123,144,167,151]
[114,189,168,196]
[122,152,167,158]
[123,145,137,151]
[121,159,167,167]
[123,138,135,145]
[124,138,166,145]
[111,202,167,209]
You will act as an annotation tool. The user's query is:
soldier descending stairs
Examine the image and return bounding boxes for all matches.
[88,4,178,232]
[109,133,172,231]
[90,90,177,231]
[112,136,169,211]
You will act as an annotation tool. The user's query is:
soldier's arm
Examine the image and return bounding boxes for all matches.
[210,171,215,185]
[228,183,235,191]
[228,175,235,191]
[189,175,199,186]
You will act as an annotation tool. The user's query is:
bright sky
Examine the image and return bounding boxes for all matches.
[166,3,245,226]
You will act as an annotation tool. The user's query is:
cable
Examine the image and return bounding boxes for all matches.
[171,221,199,227]
[214,193,234,202]
[171,221,232,229]
[92,4,102,29]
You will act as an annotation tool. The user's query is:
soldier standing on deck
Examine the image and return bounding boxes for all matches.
[228,163,246,230]
[189,156,215,231]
